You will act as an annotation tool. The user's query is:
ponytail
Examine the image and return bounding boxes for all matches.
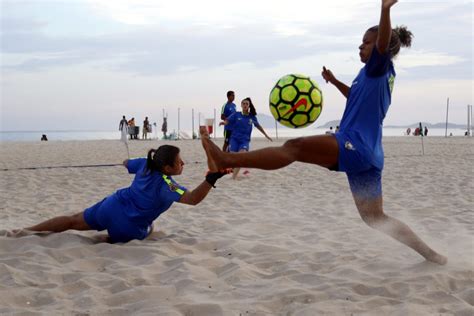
[244,97,257,116]
[394,25,413,48]
[367,24,413,58]
[146,145,180,173]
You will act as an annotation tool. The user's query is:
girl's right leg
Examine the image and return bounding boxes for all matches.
[26,212,91,233]
[200,127,339,171]
[353,195,447,265]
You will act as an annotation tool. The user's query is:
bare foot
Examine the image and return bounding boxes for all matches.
[427,252,448,265]
[199,127,224,172]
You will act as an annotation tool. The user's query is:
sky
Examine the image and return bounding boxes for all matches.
[1,0,473,131]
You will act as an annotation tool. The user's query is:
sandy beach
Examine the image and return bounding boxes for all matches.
[0,136,472,315]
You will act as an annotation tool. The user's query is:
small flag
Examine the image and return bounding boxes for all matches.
[121,125,130,159]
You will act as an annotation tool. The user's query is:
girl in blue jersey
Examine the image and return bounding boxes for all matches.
[200,0,447,264]
[23,145,226,243]
[221,90,237,152]
[221,97,272,179]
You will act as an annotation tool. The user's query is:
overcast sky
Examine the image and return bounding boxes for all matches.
[1,0,472,131]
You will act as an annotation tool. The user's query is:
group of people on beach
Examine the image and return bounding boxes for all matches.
[119,116,157,140]
[19,0,447,265]
[120,115,169,140]
[406,126,428,136]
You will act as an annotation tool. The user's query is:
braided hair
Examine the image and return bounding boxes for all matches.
[146,145,180,173]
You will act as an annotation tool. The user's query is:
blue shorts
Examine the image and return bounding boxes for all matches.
[229,138,249,152]
[334,132,373,173]
[346,168,382,199]
[224,130,232,143]
[334,132,382,199]
[84,195,150,243]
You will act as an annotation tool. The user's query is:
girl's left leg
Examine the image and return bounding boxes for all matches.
[232,148,249,179]
[26,212,92,233]
[354,195,447,265]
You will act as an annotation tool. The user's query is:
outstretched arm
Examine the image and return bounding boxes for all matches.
[256,125,272,141]
[377,0,398,54]
[178,181,213,205]
[178,171,226,205]
[321,66,350,99]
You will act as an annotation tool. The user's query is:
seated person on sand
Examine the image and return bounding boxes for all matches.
[16,145,227,243]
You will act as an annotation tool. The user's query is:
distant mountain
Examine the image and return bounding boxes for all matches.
[257,115,340,129]
[384,122,467,129]
[256,114,280,128]
[319,120,467,129]
[317,120,341,129]
[256,115,468,130]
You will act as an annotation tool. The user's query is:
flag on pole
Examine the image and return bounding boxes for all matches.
[121,125,130,159]
[419,122,424,155]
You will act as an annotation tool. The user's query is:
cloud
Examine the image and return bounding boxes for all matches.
[398,50,466,68]
[2,22,357,75]
[85,0,373,27]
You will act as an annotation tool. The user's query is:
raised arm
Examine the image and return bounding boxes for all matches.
[377,0,398,54]
[321,66,350,99]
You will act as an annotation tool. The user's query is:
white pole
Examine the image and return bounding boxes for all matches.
[471,104,472,136]
[468,104,472,136]
[214,108,217,139]
[192,108,195,139]
[419,122,424,155]
[469,104,472,136]
[467,105,470,137]
[275,119,279,140]
[445,97,449,138]
[198,112,201,138]
[177,107,180,140]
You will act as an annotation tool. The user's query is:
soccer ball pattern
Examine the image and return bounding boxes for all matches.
[269,74,323,128]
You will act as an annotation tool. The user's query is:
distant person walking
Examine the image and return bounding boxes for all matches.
[143,117,150,140]
[424,126,428,136]
[119,116,128,132]
[220,91,237,152]
[161,117,168,139]
[406,127,411,135]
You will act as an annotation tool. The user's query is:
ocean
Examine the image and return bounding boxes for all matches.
[0,127,468,142]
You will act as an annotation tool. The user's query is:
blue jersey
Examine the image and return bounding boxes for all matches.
[221,102,237,131]
[227,112,260,142]
[115,158,187,226]
[338,47,395,170]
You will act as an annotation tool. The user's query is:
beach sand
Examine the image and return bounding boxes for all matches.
[0,136,472,315]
